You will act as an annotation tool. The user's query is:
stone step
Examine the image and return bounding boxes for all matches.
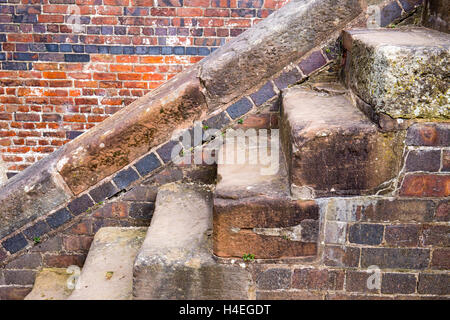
[133,182,253,300]
[213,134,319,259]
[343,27,449,123]
[25,268,73,300]
[67,227,146,300]
[281,84,404,197]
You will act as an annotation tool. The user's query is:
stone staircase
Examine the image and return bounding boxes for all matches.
[25,26,449,300]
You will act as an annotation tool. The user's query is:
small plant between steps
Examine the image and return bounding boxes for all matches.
[242,253,255,262]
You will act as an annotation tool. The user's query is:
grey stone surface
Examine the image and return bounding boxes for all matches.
[68,227,147,300]
[199,0,362,106]
[0,148,72,239]
[25,268,73,300]
[133,182,253,300]
[345,28,450,119]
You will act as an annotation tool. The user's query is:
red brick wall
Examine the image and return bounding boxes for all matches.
[0,0,290,179]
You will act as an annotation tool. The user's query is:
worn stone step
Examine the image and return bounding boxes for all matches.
[67,227,146,300]
[281,84,404,198]
[25,268,73,300]
[133,182,253,300]
[213,134,319,259]
[343,27,449,122]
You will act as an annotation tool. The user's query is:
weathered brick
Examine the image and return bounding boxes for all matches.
[406,123,449,147]
[3,270,36,285]
[418,273,450,295]
[134,153,162,177]
[63,235,93,252]
[422,225,450,247]
[4,253,42,270]
[273,68,303,90]
[323,245,360,267]
[431,248,450,270]
[89,181,119,203]
[361,248,430,270]
[399,0,423,12]
[0,286,32,300]
[23,220,51,240]
[443,150,450,172]
[256,268,291,290]
[292,268,344,291]
[203,111,231,131]
[348,223,384,245]
[129,202,155,220]
[346,270,380,293]
[43,254,86,268]
[68,194,95,216]
[324,221,347,245]
[298,51,327,75]
[384,224,420,247]
[113,167,140,189]
[249,81,277,106]
[381,273,417,294]
[156,140,181,163]
[31,236,62,252]
[435,201,449,222]
[405,149,441,172]
[121,185,158,202]
[92,202,128,219]
[380,1,402,27]
[300,219,319,242]
[2,233,28,254]
[46,207,72,229]
[362,199,436,222]
[226,97,253,120]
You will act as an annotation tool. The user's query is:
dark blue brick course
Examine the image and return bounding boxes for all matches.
[113,167,140,189]
[66,131,83,140]
[298,51,327,75]
[65,54,90,63]
[45,44,59,52]
[203,112,230,130]
[274,68,304,90]
[226,97,253,120]
[156,140,181,163]
[72,45,85,53]
[2,62,29,70]
[134,153,162,177]
[110,46,123,54]
[46,208,72,229]
[13,52,38,61]
[162,46,173,55]
[250,81,276,106]
[89,182,119,203]
[60,44,73,52]
[399,0,423,12]
[173,46,185,55]
[380,1,402,27]
[349,224,384,246]
[198,47,210,56]
[148,46,161,55]
[23,221,51,240]
[2,233,28,254]
[68,194,94,216]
